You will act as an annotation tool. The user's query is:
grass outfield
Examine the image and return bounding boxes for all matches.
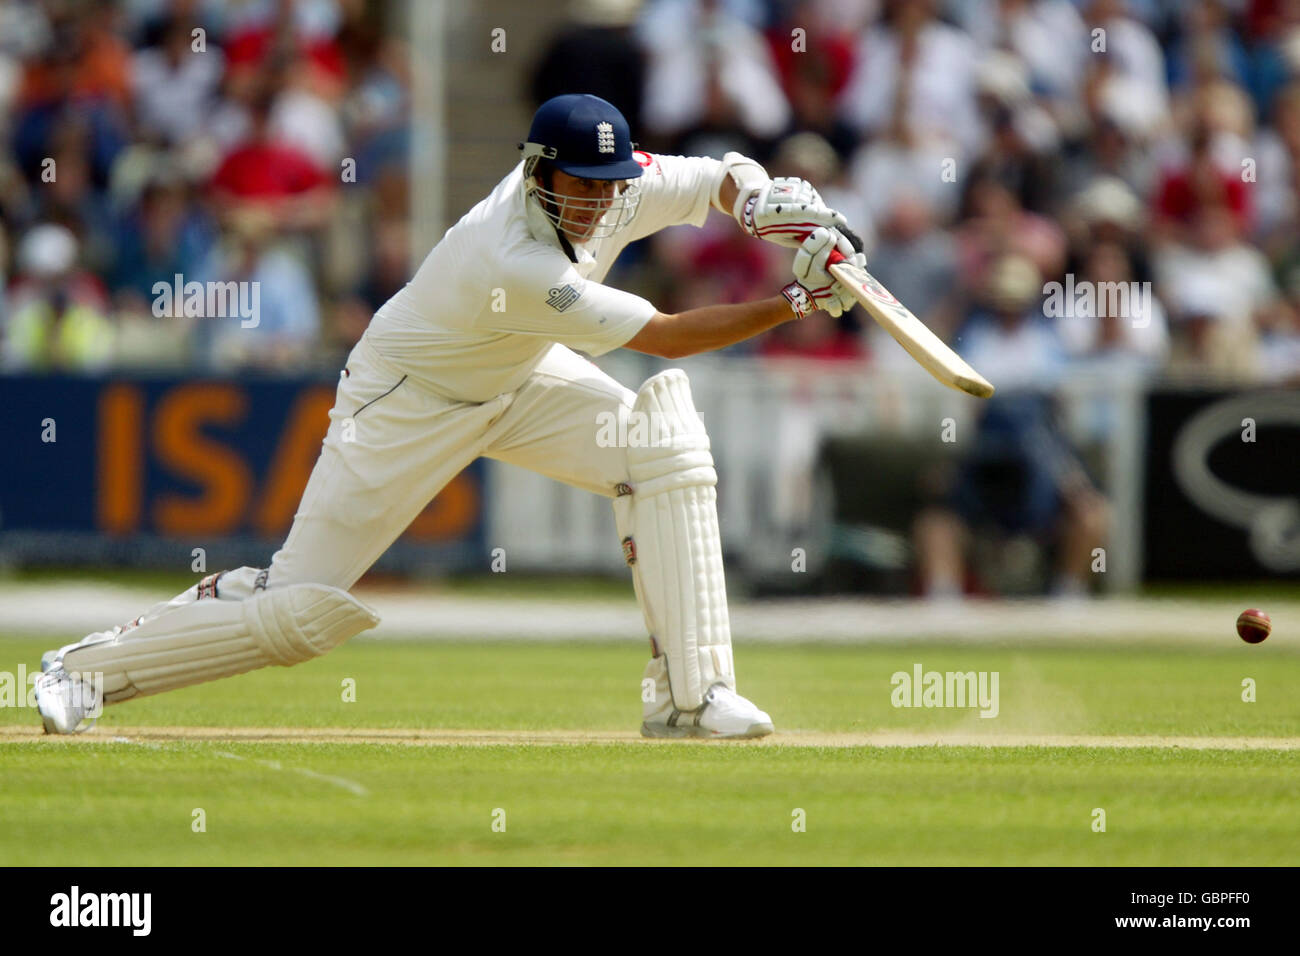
[1,635,1298,865]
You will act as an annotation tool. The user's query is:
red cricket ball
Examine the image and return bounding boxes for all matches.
[1237,608,1271,644]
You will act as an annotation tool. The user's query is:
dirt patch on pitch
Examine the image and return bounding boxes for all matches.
[2,725,1299,750]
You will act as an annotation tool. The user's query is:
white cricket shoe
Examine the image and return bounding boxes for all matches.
[642,682,774,739]
[34,667,102,735]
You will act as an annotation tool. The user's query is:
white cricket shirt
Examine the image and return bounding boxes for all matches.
[364,151,722,402]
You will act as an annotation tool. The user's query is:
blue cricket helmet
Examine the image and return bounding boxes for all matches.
[520,93,644,180]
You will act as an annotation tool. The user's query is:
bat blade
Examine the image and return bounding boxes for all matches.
[828,256,995,399]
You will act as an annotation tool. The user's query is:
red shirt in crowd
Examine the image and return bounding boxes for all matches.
[223,27,345,82]
[1153,166,1252,232]
[210,142,329,200]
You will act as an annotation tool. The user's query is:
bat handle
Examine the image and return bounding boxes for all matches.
[798,225,862,264]
[801,225,863,265]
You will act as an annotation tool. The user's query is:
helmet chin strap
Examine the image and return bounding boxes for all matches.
[538,167,581,262]
[525,162,579,262]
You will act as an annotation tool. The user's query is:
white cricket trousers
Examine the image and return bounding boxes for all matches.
[268,337,637,589]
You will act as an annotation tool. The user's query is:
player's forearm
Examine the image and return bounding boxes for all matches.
[716,176,741,217]
[628,298,792,359]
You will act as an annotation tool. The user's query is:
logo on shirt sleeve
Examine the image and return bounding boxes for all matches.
[633,150,661,175]
[546,284,583,312]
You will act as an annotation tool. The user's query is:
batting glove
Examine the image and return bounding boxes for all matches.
[740,178,849,248]
[783,227,865,318]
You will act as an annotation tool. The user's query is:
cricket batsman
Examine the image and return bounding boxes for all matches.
[35,94,865,739]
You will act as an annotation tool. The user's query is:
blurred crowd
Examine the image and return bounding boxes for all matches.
[4,0,1292,596]
[0,0,409,372]
[529,0,1300,598]
[537,0,1300,388]
[5,0,1300,385]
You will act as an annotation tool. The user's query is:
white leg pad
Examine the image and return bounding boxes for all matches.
[613,369,735,710]
[56,568,380,703]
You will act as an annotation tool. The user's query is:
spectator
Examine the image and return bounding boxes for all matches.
[1165,72,1256,178]
[131,15,226,145]
[847,108,963,224]
[43,3,133,109]
[971,51,1063,214]
[1153,202,1279,377]
[33,141,117,275]
[269,55,347,171]
[1056,240,1167,466]
[1061,176,1152,290]
[530,0,646,133]
[109,173,216,302]
[953,253,1063,389]
[0,2,52,65]
[1085,0,1170,106]
[1166,0,1250,93]
[222,0,346,89]
[1057,240,1169,367]
[201,62,261,158]
[3,223,114,372]
[765,0,862,158]
[637,0,792,156]
[209,85,335,233]
[954,168,1068,295]
[0,0,1285,405]
[1058,100,1158,202]
[1240,0,1298,118]
[1162,267,1262,380]
[1251,79,1300,246]
[10,9,131,188]
[127,1,228,48]
[846,6,979,226]
[839,0,983,162]
[958,0,1090,106]
[914,253,1109,599]
[193,209,322,371]
[339,24,409,151]
[1081,0,1171,142]
[1260,251,1300,382]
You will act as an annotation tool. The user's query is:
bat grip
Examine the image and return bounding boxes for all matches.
[798,225,862,265]
[806,225,862,266]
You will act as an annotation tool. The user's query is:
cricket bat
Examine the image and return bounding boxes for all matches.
[827,248,995,399]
